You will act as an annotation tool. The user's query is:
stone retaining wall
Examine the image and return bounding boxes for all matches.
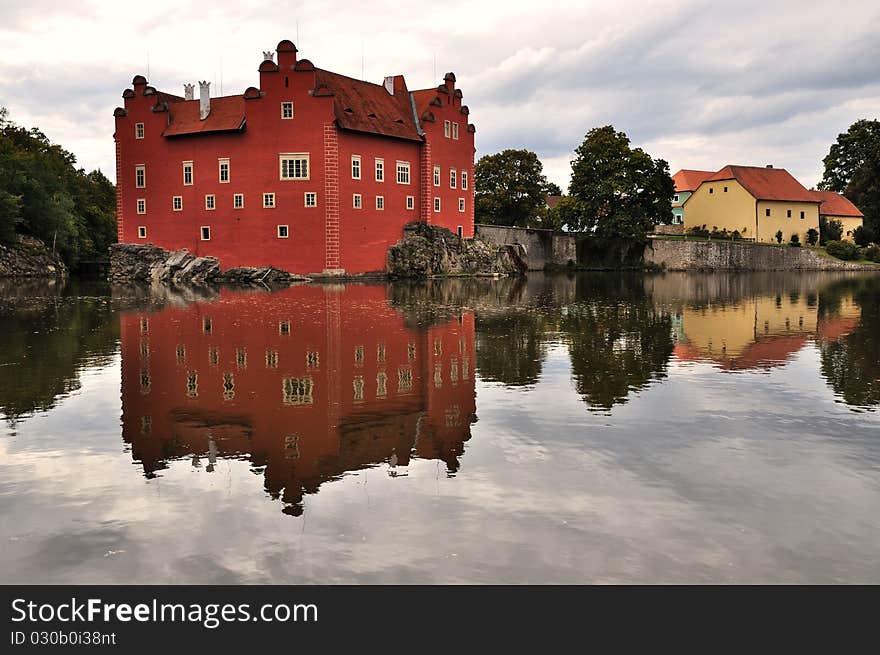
[475,224,576,269]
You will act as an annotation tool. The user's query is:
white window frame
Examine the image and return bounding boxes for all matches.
[351,154,361,180]
[433,165,440,187]
[673,194,679,203]
[279,153,309,180]
[353,193,362,209]
[281,101,294,119]
[136,198,146,214]
[200,226,211,241]
[172,196,183,211]
[138,226,147,239]
[462,170,468,190]
[376,195,384,210]
[277,225,289,239]
[396,161,411,185]
[218,158,230,183]
[434,197,441,212]
[263,192,276,208]
[444,120,450,138]
[375,158,384,182]
[304,192,317,208]
[233,193,244,209]
[452,122,459,140]
[406,195,414,210]
[183,161,193,186]
[458,198,465,213]
[135,164,145,189]
[205,194,215,210]
[450,168,457,189]
[135,123,144,139]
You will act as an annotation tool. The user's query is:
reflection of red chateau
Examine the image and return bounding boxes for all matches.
[113,39,476,275]
[120,285,476,515]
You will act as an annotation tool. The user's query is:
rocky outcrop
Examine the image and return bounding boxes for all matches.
[386,222,523,278]
[0,236,67,278]
[109,243,312,286]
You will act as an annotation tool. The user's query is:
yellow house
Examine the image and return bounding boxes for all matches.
[810,190,864,242]
[683,165,820,244]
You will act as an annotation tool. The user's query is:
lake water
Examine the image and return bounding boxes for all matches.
[1,272,878,584]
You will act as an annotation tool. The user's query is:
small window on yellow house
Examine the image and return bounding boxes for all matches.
[765,208,771,217]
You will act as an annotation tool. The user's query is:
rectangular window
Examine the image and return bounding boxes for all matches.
[673,194,679,203]
[304,192,317,207]
[136,198,146,214]
[233,193,244,209]
[200,226,211,241]
[452,122,459,140]
[406,195,414,210]
[709,187,714,194]
[800,211,805,219]
[351,155,361,179]
[172,196,182,211]
[765,208,771,217]
[263,192,275,208]
[353,193,362,209]
[376,195,384,210]
[281,102,294,119]
[219,158,230,183]
[457,225,463,238]
[458,198,465,212]
[450,168,457,188]
[396,161,411,184]
[434,197,441,212]
[279,153,309,180]
[183,161,193,186]
[787,209,792,217]
[135,123,144,139]
[444,120,450,138]
[205,194,215,210]
[433,165,440,186]
[277,225,289,239]
[724,186,728,192]
[135,165,145,188]
[375,158,384,182]
[462,170,468,190]
[138,226,146,239]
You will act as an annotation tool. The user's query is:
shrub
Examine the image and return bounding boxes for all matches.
[825,239,860,261]
[688,225,710,238]
[864,244,880,263]
[853,225,875,247]
[820,216,843,244]
[732,230,741,240]
[790,233,801,247]
[775,230,783,244]
[806,228,819,246]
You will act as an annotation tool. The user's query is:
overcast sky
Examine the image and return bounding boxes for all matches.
[1,0,878,190]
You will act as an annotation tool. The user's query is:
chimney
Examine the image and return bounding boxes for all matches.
[199,81,210,120]
[766,164,774,168]
[262,51,275,62]
[184,83,194,101]
[383,76,395,95]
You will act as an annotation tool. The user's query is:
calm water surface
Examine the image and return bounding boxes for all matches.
[1,272,878,583]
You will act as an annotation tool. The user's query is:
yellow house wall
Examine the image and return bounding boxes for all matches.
[683,179,757,238]
[826,215,863,242]
[756,201,820,244]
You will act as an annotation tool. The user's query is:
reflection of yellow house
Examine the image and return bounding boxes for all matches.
[675,293,818,369]
[810,190,864,242]
[683,165,820,244]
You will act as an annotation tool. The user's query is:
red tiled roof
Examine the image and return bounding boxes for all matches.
[412,88,438,113]
[672,169,715,192]
[674,335,808,370]
[546,195,563,209]
[706,165,817,202]
[809,190,864,217]
[316,69,421,142]
[816,316,859,342]
[163,96,246,137]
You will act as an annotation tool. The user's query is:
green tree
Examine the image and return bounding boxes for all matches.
[820,216,843,244]
[806,228,819,246]
[568,125,674,239]
[545,195,583,231]
[545,181,563,196]
[474,149,550,227]
[852,224,874,247]
[820,119,880,236]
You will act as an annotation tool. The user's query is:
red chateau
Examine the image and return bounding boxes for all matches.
[113,39,476,276]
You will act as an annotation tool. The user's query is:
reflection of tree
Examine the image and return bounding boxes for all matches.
[476,310,546,386]
[563,275,674,411]
[0,280,118,424]
[819,276,880,409]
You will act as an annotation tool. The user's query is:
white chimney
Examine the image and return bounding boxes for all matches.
[199,81,210,120]
[184,83,194,101]
[383,76,394,95]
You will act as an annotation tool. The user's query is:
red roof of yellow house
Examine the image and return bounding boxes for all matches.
[674,335,808,370]
[809,190,864,217]
[673,169,715,192]
[706,165,818,202]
